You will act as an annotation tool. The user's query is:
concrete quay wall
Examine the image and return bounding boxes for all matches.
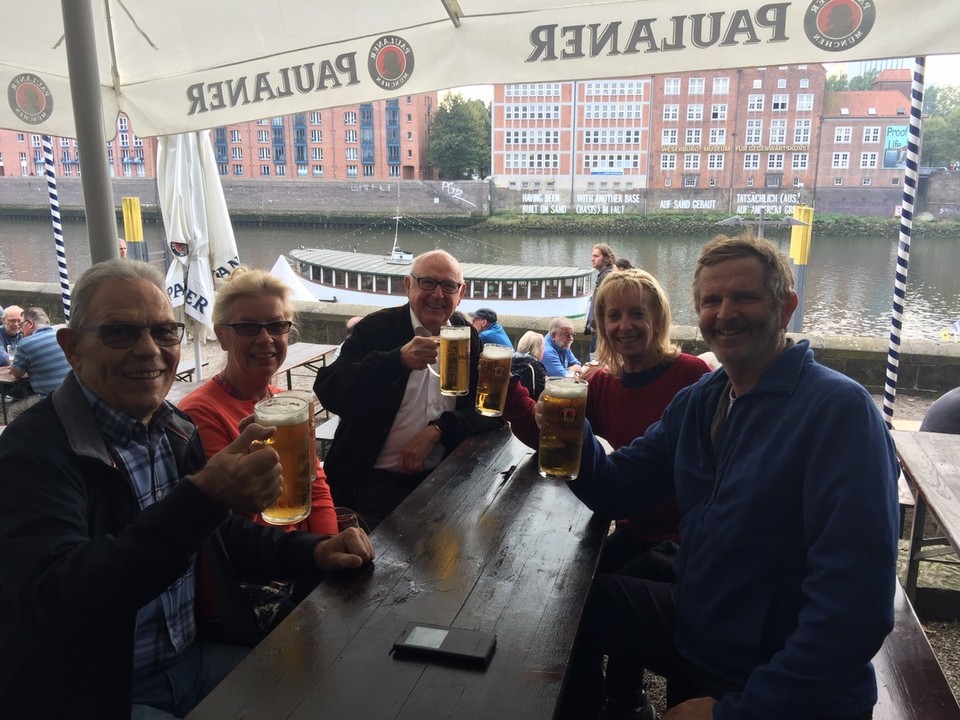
[5,280,959,395]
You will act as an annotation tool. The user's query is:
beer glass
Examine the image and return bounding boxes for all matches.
[538,377,589,480]
[475,343,513,417]
[277,389,319,482]
[254,396,312,525]
[439,325,470,396]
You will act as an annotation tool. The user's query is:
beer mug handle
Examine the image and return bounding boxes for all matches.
[414,326,441,378]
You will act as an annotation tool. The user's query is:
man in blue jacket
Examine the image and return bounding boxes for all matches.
[562,233,899,720]
[470,307,513,348]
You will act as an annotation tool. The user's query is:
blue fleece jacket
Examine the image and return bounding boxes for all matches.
[479,323,513,349]
[570,340,899,720]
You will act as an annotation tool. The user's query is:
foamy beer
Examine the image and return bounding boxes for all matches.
[278,389,318,481]
[439,325,470,396]
[475,343,513,417]
[254,396,312,525]
[538,377,589,480]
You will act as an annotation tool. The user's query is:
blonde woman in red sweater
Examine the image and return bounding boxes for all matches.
[180,267,338,535]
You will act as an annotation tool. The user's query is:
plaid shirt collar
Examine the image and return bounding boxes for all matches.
[77,379,174,445]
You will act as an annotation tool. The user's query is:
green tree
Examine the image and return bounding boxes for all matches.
[429,93,490,179]
[825,73,849,91]
[920,110,960,166]
[926,85,960,118]
[848,69,880,91]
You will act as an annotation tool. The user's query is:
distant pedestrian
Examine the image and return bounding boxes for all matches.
[587,244,617,354]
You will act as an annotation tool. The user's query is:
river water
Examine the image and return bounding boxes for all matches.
[1,216,958,341]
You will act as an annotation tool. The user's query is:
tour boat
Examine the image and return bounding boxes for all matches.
[272,215,594,318]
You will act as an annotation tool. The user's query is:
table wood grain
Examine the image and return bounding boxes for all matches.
[188,426,607,720]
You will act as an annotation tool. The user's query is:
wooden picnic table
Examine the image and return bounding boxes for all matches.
[890,429,960,603]
[175,357,210,382]
[274,342,338,390]
[188,425,607,720]
[0,365,28,424]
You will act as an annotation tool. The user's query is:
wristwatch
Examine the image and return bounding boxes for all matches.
[427,419,442,436]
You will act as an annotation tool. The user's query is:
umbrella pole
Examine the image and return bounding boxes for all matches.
[882,57,926,429]
[42,136,71,322]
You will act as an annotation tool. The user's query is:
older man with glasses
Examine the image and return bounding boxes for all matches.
[0,259,374,719]
[0,304,23,359]
[315,249,504,529]
[6,307,71,422]
[542,316,583,378]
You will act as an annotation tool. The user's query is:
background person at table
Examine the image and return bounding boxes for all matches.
[180,267,338,535]
[542,316,582,377]
[586,243,616,354]
[511,329,548,400]
[0,303,23,354]
[314,250,503,530]
[920,385,960,434]
[0,259,374,719]
[6,307,71,423]
[470,307,513,348]
[332,314,363,361]
[560,233,899,720]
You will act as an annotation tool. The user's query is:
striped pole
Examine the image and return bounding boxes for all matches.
[882,58,926,429]
[42,136,71,322]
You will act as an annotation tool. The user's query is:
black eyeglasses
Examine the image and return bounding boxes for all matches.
[411,273,463,294]
[81,322,185,349]
[221,321,293,337]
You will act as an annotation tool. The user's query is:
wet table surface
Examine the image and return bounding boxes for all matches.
[188,425,606,720]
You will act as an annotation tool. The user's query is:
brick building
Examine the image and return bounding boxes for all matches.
[0,94,436,182]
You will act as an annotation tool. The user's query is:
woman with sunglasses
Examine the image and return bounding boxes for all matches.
[180,267,338,534]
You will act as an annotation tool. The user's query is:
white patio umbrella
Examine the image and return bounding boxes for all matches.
[157,130,240,381]
[3,1,960,261]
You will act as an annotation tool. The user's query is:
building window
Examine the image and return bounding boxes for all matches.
[389,166,400,177]
[230,130,241,143]
[346,165,358,177]
[769,120,787,144]
[862,177,873,186]
[260,165,270,177]
[834,177,844,186]
[747,94,764,112]
[711,103,727,120]
[312,147,323,161]
[891,178,900,185]
[792,153,809,169]
[834,127,852,143]
[687,104,704,121]
[863,126,881,143]
[259,148,270,160]
[257,130,269,143]
[313,165,323,177]
[311,130,322,143]
[796,94,814,111]
[744,153,760,169]
[407,149,413,158]
[752,78,762,89]
[344,111,357,124]
[661,153,677,170]
[664,177,672,187]
[768,153,784,169]
[794,119,811,144]
[683,175,698,188]
[800,78,810,89]
[16,133,24,142]
[276,165,286,177]
[662,129,678,145]
[685,128,702,145]
[688,77,705,94]
[310,112,322,125]
[777,78,787,88]
[233,164,243,176]
[118,116,128,131]
[709,128,726,145]
[746,120,763,145]
[832,152,850,168]
[344,129,357,143]
[662,104,679,121]
[713,77,730,94]
[772,94,789,111]
[861,152,879,168]
[766,174,782,188]
[683,154,700,170]
[664,78,680,95]
[344,148,358,161]
[747,177,754,186]
[231,147,242,160]
[708,153,724,170]
[406,113,412,122]
[218,164,228,176]
[406,131,413,140]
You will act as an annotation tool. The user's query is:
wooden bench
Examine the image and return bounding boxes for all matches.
[872,581,960,719]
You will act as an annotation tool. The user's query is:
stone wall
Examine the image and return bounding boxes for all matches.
[6,279,958,394]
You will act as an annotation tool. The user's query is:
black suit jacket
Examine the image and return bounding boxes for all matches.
[314,304,503,504]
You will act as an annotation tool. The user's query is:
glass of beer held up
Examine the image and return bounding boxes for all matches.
[538,377,589,480]
[254,396,312,525]
[475,343,513,417]
[439,325,470,396]
[277,389,319,482]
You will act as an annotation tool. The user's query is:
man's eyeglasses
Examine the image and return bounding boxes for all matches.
[221,321,293,337]
[410,273,463,295]
[81,322,185,349]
